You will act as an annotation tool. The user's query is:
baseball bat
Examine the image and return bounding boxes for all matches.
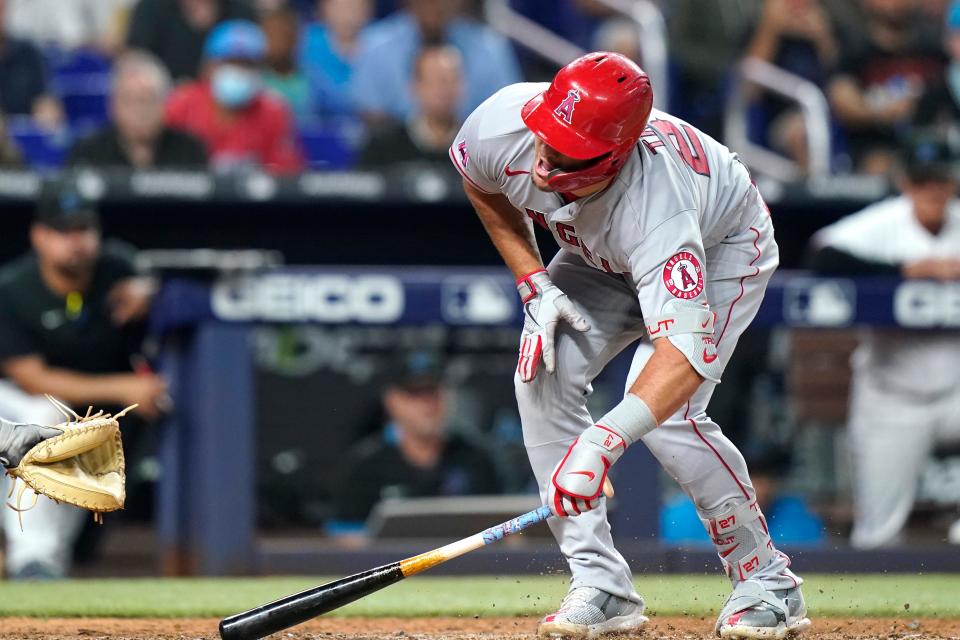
[218,505,550,640]
[219,480,613,640]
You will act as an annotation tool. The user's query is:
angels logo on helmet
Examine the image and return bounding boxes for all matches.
[553,89,581,124]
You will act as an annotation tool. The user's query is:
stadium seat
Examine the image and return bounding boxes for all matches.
[46,48,112,128]
[59,82,110,129]
[7,116,71,169]
[46,47,112,78]
[298,126,358,170]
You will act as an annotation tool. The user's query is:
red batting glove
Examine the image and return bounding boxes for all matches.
[548,424,627,517]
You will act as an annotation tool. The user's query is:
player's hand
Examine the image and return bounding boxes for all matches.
[903,257,960,281]
[0,418,63,468]
[108,277,157,326]
[516,270,590,382]
[548,424,626,517]
[116,374,170,420]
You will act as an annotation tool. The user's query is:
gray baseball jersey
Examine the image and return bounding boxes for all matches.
[451,82,763,380]
[451,83,799,597]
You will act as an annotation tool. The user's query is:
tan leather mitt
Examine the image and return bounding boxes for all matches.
[6,396,134,524]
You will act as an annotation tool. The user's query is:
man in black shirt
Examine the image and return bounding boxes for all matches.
[126,0,257,81]
[357,45,463,171]
[329,351,501,539]
[828,0,945,174]
[0,181,168,579]
[68,50,208,169]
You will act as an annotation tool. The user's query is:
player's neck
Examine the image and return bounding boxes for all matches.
[38,261,91,298]
[398,431,444,469]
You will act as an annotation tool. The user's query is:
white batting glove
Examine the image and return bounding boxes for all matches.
[548,425,626,517]
[516,270,590,382]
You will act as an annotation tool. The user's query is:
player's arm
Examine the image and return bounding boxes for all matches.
[625,338,703,422]
[828,75,912,126]
[810,245,960,280]
[3,355,167,418]
[462,179,543,278]
[463,179,591,381]
[810,206,960,280]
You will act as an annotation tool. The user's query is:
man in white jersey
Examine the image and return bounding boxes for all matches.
[449,52,808,639]
[810,137,960,549]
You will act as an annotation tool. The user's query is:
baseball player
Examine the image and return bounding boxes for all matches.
[810,136,960,549]
[450,53,807,639]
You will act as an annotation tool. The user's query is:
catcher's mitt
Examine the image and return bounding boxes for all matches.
[6,396,134,526]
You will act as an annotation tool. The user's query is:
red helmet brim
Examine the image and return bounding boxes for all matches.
[521,93,617,161]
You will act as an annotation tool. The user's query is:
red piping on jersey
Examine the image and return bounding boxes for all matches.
[715,226,762,347]
[685,401,750,500]
[448,145,497,194]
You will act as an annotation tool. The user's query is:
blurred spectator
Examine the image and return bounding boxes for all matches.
[0,0,64,129]
[592,19,642,64]
[5,0,134,53]
[68,51,207,168]
[165,20,304,174]
[809,136,960,548]
[126,0,256,81]
[261,6,313,123]
[358,45,462,169]
[0,181,167,579]
[299,0,373,122]
[0,116,23,167]
[744,0,838,170]
[920,0,952,19]
[350,0,521,123]
[914,1,960,132]
[666,0,757,136]
[328,351,501,539]
[508,0,605,52]
[828,0,946,174]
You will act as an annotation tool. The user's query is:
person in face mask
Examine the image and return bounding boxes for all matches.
[164,19,304,174]
[914,1,960,133]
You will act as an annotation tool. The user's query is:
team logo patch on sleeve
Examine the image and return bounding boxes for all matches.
[662,251,704,299]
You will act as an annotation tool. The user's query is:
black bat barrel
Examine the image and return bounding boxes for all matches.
[219,563,405,640]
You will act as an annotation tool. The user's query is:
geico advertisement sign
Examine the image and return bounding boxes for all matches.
[212,274,404,322]
[894,281,960,327]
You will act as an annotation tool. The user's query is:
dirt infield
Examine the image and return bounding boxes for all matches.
[3,616,960,640]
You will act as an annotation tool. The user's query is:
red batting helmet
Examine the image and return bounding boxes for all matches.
[521,52,654,192]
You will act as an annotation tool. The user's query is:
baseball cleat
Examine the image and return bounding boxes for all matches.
[716,581,810,639]
[537,586,648,638]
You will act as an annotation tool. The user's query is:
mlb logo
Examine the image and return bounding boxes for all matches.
[442,277,516,325]
[784,278,856,327]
